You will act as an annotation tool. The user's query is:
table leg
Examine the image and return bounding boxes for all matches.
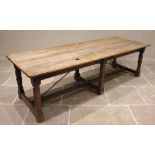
[135,48,145,77]
[112,58,117,69]
[74,69,81,81]
[97,60,106,95]
[14,65,25,99]
[31,78,44,122]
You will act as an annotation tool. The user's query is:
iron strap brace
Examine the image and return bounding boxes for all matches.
[41,72,70,97]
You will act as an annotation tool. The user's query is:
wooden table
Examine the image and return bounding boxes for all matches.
[6,37,150,122]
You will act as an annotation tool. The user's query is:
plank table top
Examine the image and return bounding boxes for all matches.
[6,37,150,78]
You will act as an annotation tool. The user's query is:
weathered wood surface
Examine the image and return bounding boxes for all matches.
[6,37,150,78]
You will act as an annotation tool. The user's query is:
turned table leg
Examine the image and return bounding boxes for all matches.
[135,48,145,77]
[97,60,106,95]
[31,78,44,122]
[14,65,25,99]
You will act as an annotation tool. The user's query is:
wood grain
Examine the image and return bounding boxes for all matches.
[6,37,150,78]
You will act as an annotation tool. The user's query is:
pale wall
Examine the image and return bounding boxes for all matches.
[0,30,154,59]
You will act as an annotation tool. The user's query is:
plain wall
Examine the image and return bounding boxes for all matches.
[0,30,154,59]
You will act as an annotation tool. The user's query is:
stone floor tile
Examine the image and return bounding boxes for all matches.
[143,59,155,65]
[8,66,14,72]
[0,72,11,85]
[104,79,120,87]
[130,105,155,125]
[0,104,28,125]
[13,98,24,105]
[70,106,135,125]
[141,65,152,74]
[41,96,61,105]
[62,87,107,106]
[145,64,155,73]
[24,105,69,125]
[117,73,150,86]
[106,87,145,105]
[143,74,155,86]
[0,85,17,104]
[81,69,95,79]
[136,87,155,104]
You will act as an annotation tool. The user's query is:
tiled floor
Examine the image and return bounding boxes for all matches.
[0,57,155,125]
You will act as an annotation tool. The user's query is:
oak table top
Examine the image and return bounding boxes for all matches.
[6,37,150,78]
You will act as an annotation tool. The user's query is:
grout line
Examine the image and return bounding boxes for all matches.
[8,84,113,89]
[4,84,143,88]
[61,103,155,107]
[104,89,110,105]
[104,104,155,107]
[115,78,120,84]
[144,65,154,74]
[105,85,155,88]
[1,103,154,107]
[22,108,29,125]
[2,73,12,86]
[0,103,20,106]
[11,95,18,105]
[127,105,139,125]
[0,70,13,73]
[7,66,13,72]
[135,87,148,105]
[142,74,153,87]
[68,106,71,125]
